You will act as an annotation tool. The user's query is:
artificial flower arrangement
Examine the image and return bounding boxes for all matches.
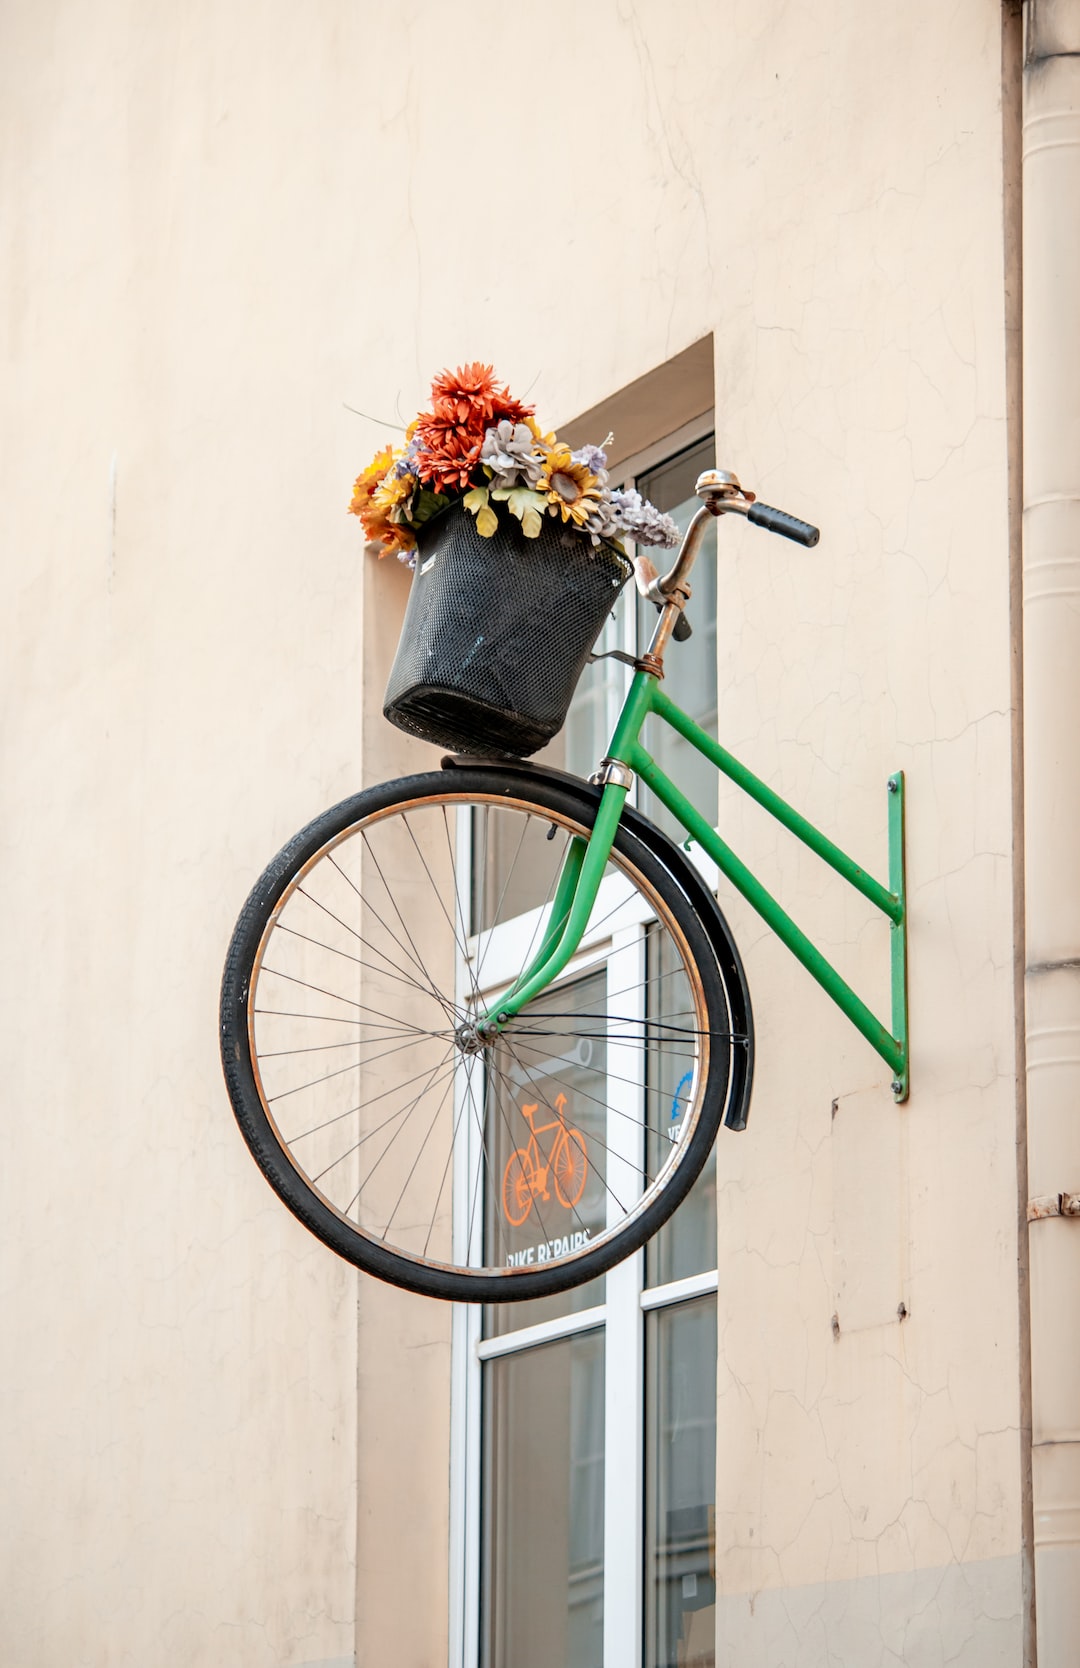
[349,362,681,567]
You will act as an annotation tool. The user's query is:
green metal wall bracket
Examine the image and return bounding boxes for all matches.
[616,681,910,1101]
[887,771,909,1102]
[492,661,910,1102]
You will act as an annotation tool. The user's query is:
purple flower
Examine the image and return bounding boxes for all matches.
[582,496,619,545]
[608,488,681,548]
[571,443,609,480]
[393,438,421,479]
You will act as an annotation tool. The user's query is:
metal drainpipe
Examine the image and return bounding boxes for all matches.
[1023,1,1080,1659]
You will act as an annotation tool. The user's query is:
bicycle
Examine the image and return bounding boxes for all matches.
[220,469,908,1304]
[502,1094,589,1228]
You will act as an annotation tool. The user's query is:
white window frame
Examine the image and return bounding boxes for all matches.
[449,416,720,1668]
[563,411,716,794]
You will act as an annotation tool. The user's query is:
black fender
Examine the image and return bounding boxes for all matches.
[441,753,754,1130]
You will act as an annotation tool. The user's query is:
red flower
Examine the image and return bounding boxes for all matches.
[413,363,534,493]
[429,362,534,427]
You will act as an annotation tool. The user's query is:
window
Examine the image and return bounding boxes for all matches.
[548,427,719,846]
[451,424,719,1668]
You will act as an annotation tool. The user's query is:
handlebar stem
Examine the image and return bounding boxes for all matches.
[633,470,755,672]
[631,470,754,606]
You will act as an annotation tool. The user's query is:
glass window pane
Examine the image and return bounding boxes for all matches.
[483,1330,605,1668]
[645,1297,717,1668]
[564,597,632,782]
[637,436,718,844]
[484,970,607,1337]
[646,925,717,1287]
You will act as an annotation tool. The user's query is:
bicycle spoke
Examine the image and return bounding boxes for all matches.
[284,895,456,1015]
[350,839,461,1023]
[349,1050,460,1208]
[496,1031,639,1195]
[259,964,450,1040]
[507,1019,727,1043]
[464,1054,495,1267]
[403,811,474,978]
[253,1007,432,1035]
[256,1023,454,1058]
[494,824,571,1007]
[330,1054,459,1203]
[493,1037,632,1233]
[442,804,484,1016]
[483,1049,570,1258]
[503,1035,700,1134]
[472,806,531,987]
[382,1069,457,1241]
[224,780,747,1296]
[290,1048,456,1136]
[424,1052,479,1260]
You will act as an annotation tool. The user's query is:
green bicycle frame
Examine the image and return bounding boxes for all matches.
[489,668,910,1102]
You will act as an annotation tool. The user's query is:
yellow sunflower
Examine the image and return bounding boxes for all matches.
[536,443,603,528]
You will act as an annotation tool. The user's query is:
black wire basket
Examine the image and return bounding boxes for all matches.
[383,500,631,757]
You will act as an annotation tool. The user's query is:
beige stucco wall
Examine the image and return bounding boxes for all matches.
[1,2,1026,1666]
[0,5,369,1665]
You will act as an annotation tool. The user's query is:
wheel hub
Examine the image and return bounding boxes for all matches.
[455,1019,494,1056]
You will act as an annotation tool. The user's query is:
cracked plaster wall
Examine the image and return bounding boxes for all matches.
[359,1,1027,1663]
[1,4,370,1665]
[1,0,1025,1665]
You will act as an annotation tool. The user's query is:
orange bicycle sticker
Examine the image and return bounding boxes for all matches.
[501,1092,589,1227]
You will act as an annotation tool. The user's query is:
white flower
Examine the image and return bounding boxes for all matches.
[480,421,544,490]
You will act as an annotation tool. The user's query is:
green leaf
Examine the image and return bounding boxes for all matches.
[412,488,450,526]
[492,487,548,539]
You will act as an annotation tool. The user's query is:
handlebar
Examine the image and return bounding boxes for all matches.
[631,468,819,624]
[747,500,819,546]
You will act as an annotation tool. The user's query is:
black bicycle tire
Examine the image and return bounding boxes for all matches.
[220,767,751,1302]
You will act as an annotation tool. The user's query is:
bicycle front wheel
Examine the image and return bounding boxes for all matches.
[220,767,749,1302]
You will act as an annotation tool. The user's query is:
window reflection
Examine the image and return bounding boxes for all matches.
[645,1298,717,1668]
[484,971,607,1338]
[482,1330,605,1668]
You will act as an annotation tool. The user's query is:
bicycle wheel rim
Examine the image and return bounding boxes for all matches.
[221,772,740,1301]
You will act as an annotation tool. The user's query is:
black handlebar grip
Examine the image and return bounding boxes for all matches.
[747,501,820,547]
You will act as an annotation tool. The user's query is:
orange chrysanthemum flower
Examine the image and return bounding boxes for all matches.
[363,494,417,559]
[428,362,534,426]
[413,364,535,494]
[413,416,485,493]
[348,445,416,556]
[374,519,417,560]
[348,445,395,523]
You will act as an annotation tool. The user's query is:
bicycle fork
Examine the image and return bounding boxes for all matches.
[478,667,660,1035]
[477,777,630,1034]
